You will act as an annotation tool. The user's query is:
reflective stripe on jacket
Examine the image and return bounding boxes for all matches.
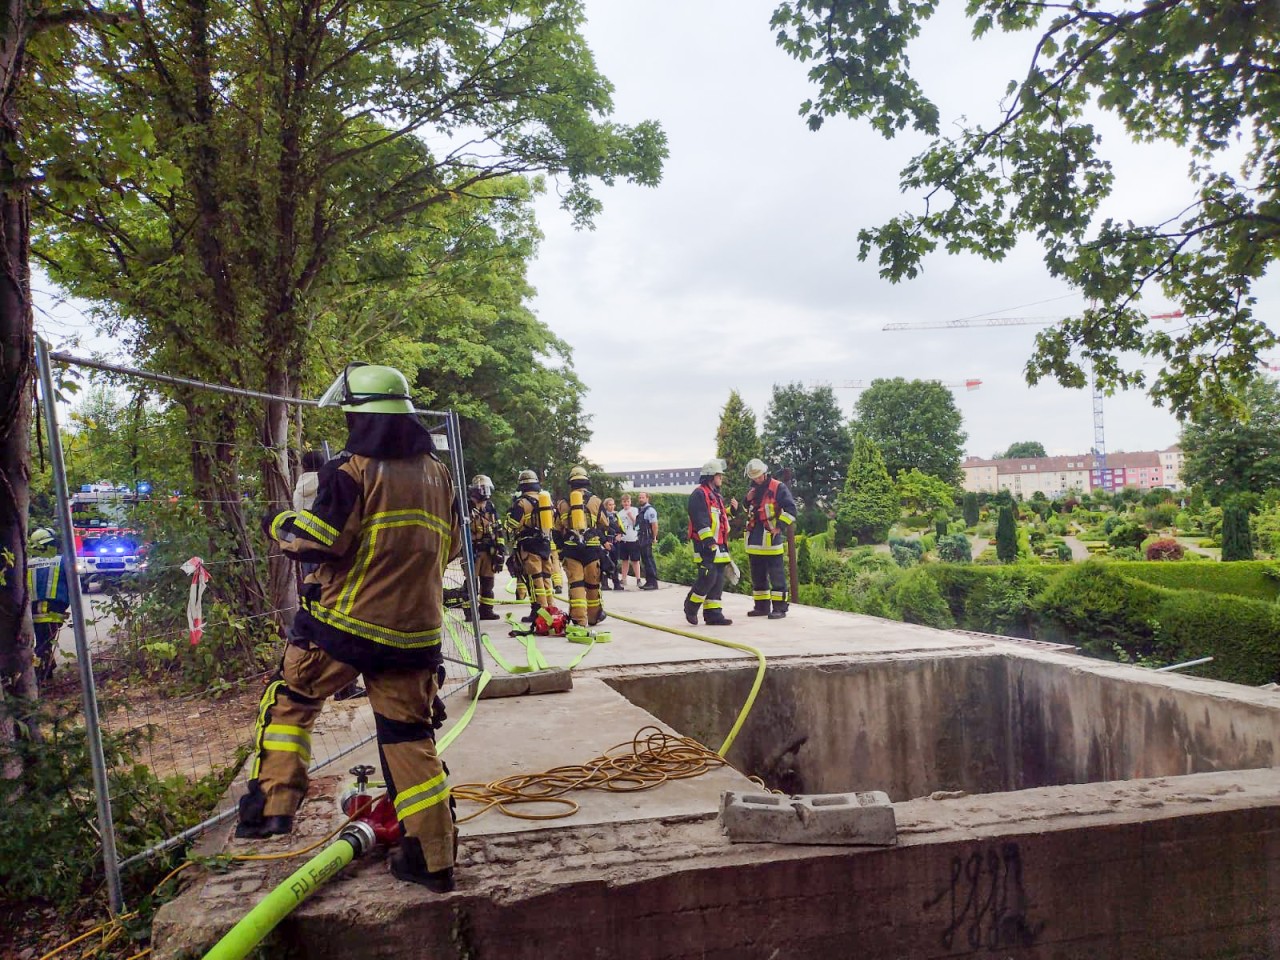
[687,482,729,547]
[272,452,460,655]
[744,478,797,556]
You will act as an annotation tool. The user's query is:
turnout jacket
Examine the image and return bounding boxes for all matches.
[687,482,731,559]
[554,487,607,551]
[743,478,797,556]
[469,498,501,549]
[268,415,461,673]
[27,553,71,623]
[507,490,554,557]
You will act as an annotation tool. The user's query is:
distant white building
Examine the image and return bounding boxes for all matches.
[962,446,1184,497]
[613,466,702,495]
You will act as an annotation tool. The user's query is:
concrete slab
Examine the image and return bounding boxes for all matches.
[153,574,1280,959]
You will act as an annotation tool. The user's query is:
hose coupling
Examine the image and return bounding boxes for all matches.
[339,820,377,858]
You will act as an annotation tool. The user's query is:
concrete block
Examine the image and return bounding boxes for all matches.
[480,668,573,699]
[719,790,896,846]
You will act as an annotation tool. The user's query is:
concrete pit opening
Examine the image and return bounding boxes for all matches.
[604,651,1280,800]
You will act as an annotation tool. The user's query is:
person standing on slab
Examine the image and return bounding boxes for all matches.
[636,490,660,590]
[742,458,797,619]
[684,459,737,626]
[242,362,460,893]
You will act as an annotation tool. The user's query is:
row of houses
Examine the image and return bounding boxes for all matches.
[612,447,1187,500]
[962,446,1186,498]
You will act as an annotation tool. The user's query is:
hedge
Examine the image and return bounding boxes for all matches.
[1154,590,1280,685]
[1107,560,1280,601]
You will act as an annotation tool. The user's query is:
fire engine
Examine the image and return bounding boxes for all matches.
[71,482,151,590]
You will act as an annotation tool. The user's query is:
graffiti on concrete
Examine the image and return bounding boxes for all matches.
[922,843,1045,951]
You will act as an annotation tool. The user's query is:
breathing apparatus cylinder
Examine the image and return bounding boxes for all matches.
[569,488,587,533]
[536,490,554,535]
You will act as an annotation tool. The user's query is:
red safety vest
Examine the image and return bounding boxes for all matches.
[688,483,730,545]
[748,478,781,531]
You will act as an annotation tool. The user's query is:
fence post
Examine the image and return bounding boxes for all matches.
[35,337,125,914]
[444,411,484,674]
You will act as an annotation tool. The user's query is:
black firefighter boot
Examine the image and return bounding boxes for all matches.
[478,577,501,620]
[747,599,770,617]
[683,592,699,626]
[389,837,455,893]
[703,608,734,627]
[234,781,294,839]
[768,601,789,621]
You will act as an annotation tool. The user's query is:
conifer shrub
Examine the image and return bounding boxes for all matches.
[888,568,954,628]
[1035,561,1165,658]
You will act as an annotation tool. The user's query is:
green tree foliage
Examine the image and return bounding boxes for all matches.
[997,441,1046,460]
[937,533,972,564]
[962,491,980,527]
[851,378,966,482]
[995,505,1018,563]
[772,0,1278,417]
[762,382,851,509]
[1180,377,1280,501]
[888,568,953,628]
[1107,522,1147,552]
[1222,504,1255,561]
[33,0,667,618]
[895,468,955,517]
[715,391,763,515]
[834,433,897,547]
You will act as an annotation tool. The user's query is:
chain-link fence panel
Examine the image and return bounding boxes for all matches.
[34,344,483,902]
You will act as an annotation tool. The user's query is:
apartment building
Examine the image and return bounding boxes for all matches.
[615,466,702,494]
[962,445,1184,497]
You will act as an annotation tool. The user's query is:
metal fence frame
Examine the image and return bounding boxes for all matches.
[34,338,485,912]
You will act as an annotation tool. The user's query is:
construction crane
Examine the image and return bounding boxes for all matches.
[881,309,1183,487]
[809,378,983,391]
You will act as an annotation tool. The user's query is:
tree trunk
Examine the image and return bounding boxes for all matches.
[261,372,297,628]
[0,0,37,768]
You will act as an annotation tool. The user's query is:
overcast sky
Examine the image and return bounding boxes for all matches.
[33,1,1278,473]
[528,1,1280,471]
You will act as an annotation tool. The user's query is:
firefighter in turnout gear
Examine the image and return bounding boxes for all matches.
[684,459,737,626]
[26,527,70,683]
[743,458,797,619]
[468,475,503,621]
[242,363,460,892]
[555,465,608,626]
[506,469,557,623]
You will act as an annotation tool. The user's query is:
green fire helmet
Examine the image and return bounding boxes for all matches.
[745,458,768,480]
[29,527,56,550]
[318,362,414,414]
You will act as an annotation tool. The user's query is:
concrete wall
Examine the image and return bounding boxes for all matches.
[607,653,1280,801]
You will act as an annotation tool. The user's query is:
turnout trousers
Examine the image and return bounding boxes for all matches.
[561,547,603,626]
[684,552,727,620]
[245,642,456,871]
[748,553,789,614]
[475,550,499,618]
[517,546,556,614]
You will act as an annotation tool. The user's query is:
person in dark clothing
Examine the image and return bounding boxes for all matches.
[683,460,737,626]
[635,490,660,590]
[742,458,797,619]
[241,363,460,893]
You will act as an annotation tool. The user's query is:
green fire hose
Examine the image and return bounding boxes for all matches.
[201,821,375,960]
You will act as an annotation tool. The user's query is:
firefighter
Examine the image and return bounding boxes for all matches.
[742,458,797,619]
[241,362,460,892]
[26,527,70,683]
[554,466,608,627]
[684,459,737,626]
[505,469,556,623]
[468,475,503,621]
